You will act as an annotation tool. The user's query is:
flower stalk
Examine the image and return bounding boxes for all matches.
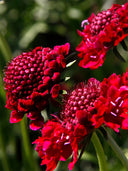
[0,32,12,61]
[120,40,128,51]
[113,46,126,62]
[0,127,10,171]
[91,132,108,171]
[20,117,38,171]
[0,32,12,171]
[101,127,128,170]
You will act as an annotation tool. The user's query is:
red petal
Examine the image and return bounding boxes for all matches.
[10,110,24,123]
[54,43,70,56]
[50,84,60,98]
[60,143,72,161]
[52,72,60,82]
[30,118,44,130]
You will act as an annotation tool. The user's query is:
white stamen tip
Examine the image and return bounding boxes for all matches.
[66,135,69,140]
[111,111,117,117]
[64,142,70,145]
[90,55,97,59]
[81,19,89,28]
[119,100,124,107]
[116,109,119,113]
[56,140,59,143]
[110,101,116,106]
[61,133,64,140]
[115,97,121,103]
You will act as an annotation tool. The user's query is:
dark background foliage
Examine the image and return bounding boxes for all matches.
[0,0,128,170]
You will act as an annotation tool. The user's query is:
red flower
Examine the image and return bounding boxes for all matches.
[33,78,103,171]
[60,78,102,168]
[33,120,72,171]
[92,71,128,132]
[60,78,102,131]
[4,43,70,130]
[76,3,128,69]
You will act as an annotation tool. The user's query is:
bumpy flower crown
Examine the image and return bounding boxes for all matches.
[76,3,128,69]
[4,43,70,130]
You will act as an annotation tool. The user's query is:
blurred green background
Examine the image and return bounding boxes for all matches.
[0,0,128,170]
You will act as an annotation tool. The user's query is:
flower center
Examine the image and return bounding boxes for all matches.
[5,50,45,99]
[61,79,101,127]
[90,9,119,35]
[4,47,61,100]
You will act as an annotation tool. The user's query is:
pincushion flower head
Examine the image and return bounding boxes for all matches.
[76,2,128,69]
[3,43,70,130]
[33,120,73,171]
[92,69,128,132]
[33,78,104,171]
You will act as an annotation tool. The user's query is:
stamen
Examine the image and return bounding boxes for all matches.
[66,135,69,140]
[81,19,89,28]
[61,133,64,140]
[111,111,117,117]
[115,96,121,103]
[90,55,97,59]
[116,109,119,113]
[119,100,124,107]
[87,38,92,44]
[56,139,59,143]
[110,101,116,106]
[64,142,70,145]
[51,114,63,123]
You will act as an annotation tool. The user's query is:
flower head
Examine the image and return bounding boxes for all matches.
[33,78,103,171]
[33,120,72,171]
[76,3,128,69]
[60,78,101,131]
[92,70,128,132]
[60,78,102,169]
[4,43,70,130]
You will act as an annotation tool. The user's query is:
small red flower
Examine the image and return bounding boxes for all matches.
[33,120,72,171]
[63,79,103,164]
[60,78,102,131]
[92,71,128,132]
[4,43,70,130]
[33,78,103,171]
[76,3,128,69]
[60,78,103,170]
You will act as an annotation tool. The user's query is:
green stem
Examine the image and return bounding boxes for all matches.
[103,128,128,170]
[20,117,38,171]
[0,75,10,171]
[0,32,12,61]
[0,127,10,171]
[91,132,108,171]
[0,32,12,171]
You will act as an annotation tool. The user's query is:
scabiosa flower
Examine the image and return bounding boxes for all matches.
[33,78,104,171]
[92,70,128,132]
[60,78,102,132]
[76,2,128,69]
[60,78,103,169]
[4,43,70,130]
[33,120,72,171]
